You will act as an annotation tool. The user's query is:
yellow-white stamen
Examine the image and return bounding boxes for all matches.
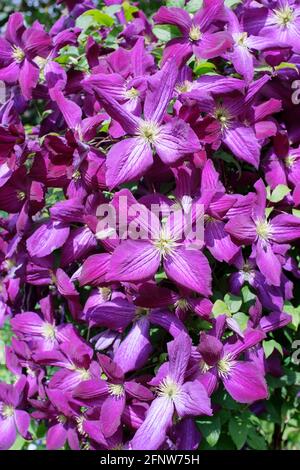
[157,376,180,400]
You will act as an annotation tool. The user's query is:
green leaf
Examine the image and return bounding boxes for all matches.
[166,0,185,7]
[228,416,248,449]
[152,24,180,42]
[247,429,267,450]
[275,62,299,73]
[122,1,139,21]
[76,9,114,31]
[263,339,283,358]
[212,299,230,317]
[232,312,249,331]
[269,184,291,203]
[284,302,300,330]
[185,0,203,13]
[224,293,242,313]
[225,0,242,7]
[9,435,25,450]
[196,416,221,447]
[193,60,216,76]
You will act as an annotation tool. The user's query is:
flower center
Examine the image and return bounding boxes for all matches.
[57,414,67,424]
[108,383,125,398]
[153,228,177,258]
[157,376,180,400]
[235,32,248,47]
[137,120,160,144]
[199,360,211,374]
[217,356,235,379]
[241,262,255,283]
[189,24,202,41]
[176,80,193,94]
[99,287,112,301]
[72,170,81,181]
[175,298,189,311]
[76,368,91,381]
[11,45,25,63]
[17,191,26,201]
[124,87,139,100]
[255,219,272,241]
[75,416,87,436]
[284,155,296,168]
[274,5,294,27]
[41,322,57,341]
[214,106,231,130]
[1,404,14,419]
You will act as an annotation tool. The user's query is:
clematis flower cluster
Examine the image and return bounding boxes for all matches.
[0,0,299,451]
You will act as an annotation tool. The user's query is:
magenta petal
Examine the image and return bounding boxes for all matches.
[106,138,153,189]
[164,246,212,296]
[144,59,178,124]
[19,59,39,100]
[46,423,67,450]
[50,88,82,129]
[107,240,160,283]
[153,6,191,34]
[87,298,135,331]
[155,119,200,164]
[14,410,30,438]
[26,221,70,258]
[256,240,282,287]
[100,395,125,438]
[0,417,16,450]
[225,216,256,244]
[168,332,191,384]
[271,214,300,243]
[113,317,152,374]
[174,380,212,417]
[149,309,187,337]
[0,61,20,83]
[223,361,268,404]
[194,32,233,60]
[79,253,111,286]
[205,220,240,263]
[130,397,174,450]
[223,124,260,168]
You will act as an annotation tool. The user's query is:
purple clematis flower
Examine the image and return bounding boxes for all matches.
[83,59,200,187]
[243,0,300,54]
[0,376,31,450]
[0,13,51,99]
[105,194,212,296]
[226,179,300,286]
[194,318,268,403]
[130,332,212,450]
[73,353,153,439]
[153,1,232,65]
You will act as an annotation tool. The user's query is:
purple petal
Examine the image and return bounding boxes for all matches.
[26,221,70,258]
[174,380,212,417]
[107,240,160,283]
[0,417,16,450]
[256,240,282,287]
[168,332,191,385]
[46,423,67,450]
[153,6,191,34]
[113,317,152,374]
[223,124,260,168]
[106,137,153,188]
[130,397,174,450]
[100,395,125,438]
[164,246,212,296]
[144,59,178,124]
[223,361,268,404]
